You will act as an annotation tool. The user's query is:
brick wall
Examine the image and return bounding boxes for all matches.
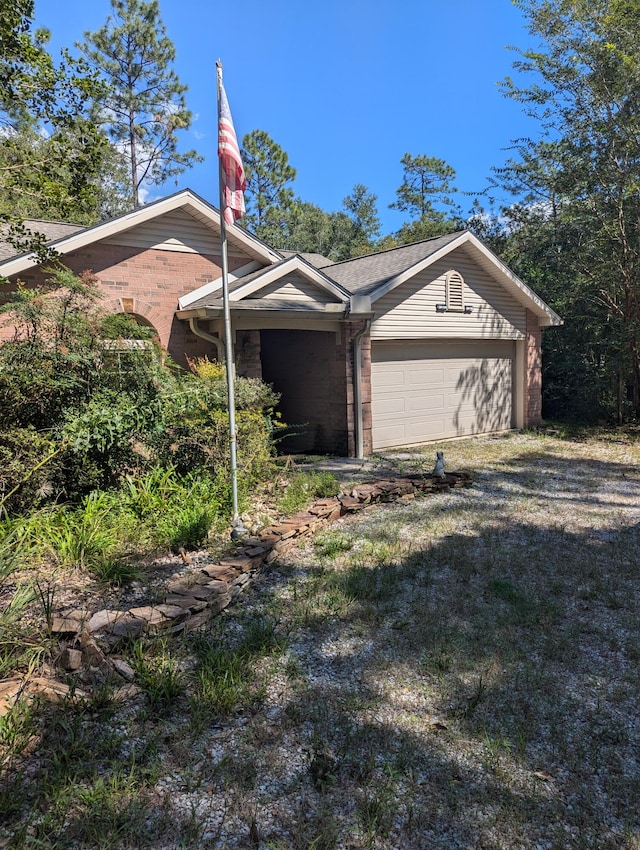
[525,309,543,425]
[1,243,248,366]
[260,328,349,455]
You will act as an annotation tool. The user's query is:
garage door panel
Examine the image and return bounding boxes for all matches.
[375,369,407,388]
[407,367,446,387]
[374,396,406,416]
[409,394,445,413]
[371,342,513,450]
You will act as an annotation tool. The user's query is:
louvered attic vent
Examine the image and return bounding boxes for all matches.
[445,270,465,312]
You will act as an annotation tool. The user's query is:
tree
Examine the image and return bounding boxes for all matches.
[389,153,463,244]
[391,153,459,218]
[341,184,381,256]
[0,1,113,224]
[241,129,296,241]
[496,0,640,422]
[78,0,202,207]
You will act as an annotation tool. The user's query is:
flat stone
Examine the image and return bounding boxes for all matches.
[86,609,128,634]
[180,583,225,601]
[109,614,147,638]
[111,659,136,682]
[165,595,208,613]
[200,565,240,582]
[112,683,142,702]
[0,679,23,717]
[207,589,232,615]
[58,648,83,671]
[26,678,86,704]
[51,616,84,635]
[218,555,255,572]
[338,495,362,510]
[204,579,232,594]
[81,636,111,670]
[243,546,268,557]
[128,606,170,626]
[155,604,190,624]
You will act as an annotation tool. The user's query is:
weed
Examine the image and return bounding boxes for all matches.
[90,554,143,585]
[130,639,186,713]
[314,530,353,559]
[357,780,395,845]
[278,471,340,515]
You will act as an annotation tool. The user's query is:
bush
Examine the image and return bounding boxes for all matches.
[0,429,66,516]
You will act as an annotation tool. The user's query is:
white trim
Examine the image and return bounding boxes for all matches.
[368,231,562,327]
[178,260,262,309]
[229,255,349,303]
[0,189,281,278]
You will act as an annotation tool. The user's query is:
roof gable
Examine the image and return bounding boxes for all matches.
[182,255,350,313]
[363,231,561,327]
[0,189,281,278]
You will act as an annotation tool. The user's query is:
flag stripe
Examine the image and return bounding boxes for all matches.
[218,82,246,226]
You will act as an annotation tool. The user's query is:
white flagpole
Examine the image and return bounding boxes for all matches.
[216,61,244,536]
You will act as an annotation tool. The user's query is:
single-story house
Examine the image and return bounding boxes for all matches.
[0,189,561,457]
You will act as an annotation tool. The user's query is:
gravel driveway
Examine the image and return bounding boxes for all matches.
[4,430,640,849]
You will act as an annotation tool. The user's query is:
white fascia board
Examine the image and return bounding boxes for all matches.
[368,233,470,302]
[178,260,262,309]
[229,256,349,302]
[0,189,280,278]
[369,231,562,327]
[462,233,563,327]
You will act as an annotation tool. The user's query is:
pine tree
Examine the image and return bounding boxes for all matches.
[78,0,201,207]
[241,129,296,240]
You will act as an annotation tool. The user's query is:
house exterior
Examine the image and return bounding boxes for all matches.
[0,189,561,457]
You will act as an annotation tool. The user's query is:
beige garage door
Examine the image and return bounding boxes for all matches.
[371,341,514,450]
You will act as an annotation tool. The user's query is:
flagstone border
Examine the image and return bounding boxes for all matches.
[0,472,472,713]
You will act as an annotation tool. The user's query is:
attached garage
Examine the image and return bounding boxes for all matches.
[371,340,514,450]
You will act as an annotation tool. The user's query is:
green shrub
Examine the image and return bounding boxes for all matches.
[0,428,66,516]
[278,471,341,515]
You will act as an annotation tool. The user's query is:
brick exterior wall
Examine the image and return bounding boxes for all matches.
[259,328,349,455]
[525,309,543,425]
[1,243,248,366]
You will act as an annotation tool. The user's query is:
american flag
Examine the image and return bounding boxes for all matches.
[218,79,246,226]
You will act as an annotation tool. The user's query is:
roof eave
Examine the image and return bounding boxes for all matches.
[0,189,281,277]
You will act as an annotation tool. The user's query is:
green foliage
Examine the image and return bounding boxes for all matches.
[78,0,202,207]
[0,3,114,223]
[390,153,460,221]
[43,492,121,569]
[494,0,640,422]
[188,616,286,726]
[241,128,296,239]
[278,470,341,515]
[130,638,186,713]
[0,428,65,515]
[341,183,381,256]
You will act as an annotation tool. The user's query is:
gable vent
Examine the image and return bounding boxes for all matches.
[446,270,465,311]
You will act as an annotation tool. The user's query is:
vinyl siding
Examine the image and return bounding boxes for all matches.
[250,273,340,304]
[104,209,247,259]
[371,248,526,341]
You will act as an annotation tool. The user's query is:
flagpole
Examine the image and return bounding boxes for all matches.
[216,61,244,536]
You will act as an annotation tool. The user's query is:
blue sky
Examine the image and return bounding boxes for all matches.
[36,0,539,233]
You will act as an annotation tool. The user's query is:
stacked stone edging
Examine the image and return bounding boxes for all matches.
[0,472,472,713]
[68,471,471,639]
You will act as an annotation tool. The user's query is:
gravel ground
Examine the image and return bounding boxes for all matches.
[3,430,640,850]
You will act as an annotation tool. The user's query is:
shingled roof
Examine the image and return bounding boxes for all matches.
[316,232,464,296]
[0,220,86,262]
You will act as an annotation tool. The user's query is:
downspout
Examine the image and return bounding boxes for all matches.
[353,318,372,459]
[188,317,224,361]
